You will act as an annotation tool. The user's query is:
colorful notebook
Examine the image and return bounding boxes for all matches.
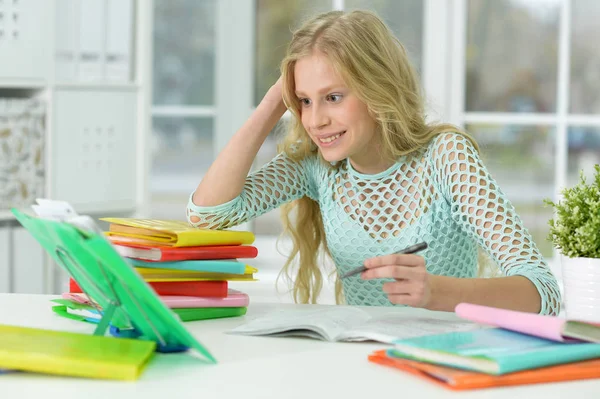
[0,324,156,381]
[64,290,250,309]
[127,258,249,274]
[368,350,600,391]
[11,205,216,362]
[390,327,600,375]
[135,266,257,282]
[69,278,229,298]
[111,242,258,261]
[52,298,127,328]
[455,302,600,343]
[101,218,255,247]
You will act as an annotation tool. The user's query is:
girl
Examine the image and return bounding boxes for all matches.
[187,10,561,315]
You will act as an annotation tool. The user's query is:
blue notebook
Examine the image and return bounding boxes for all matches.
[126,258,246,274]
[389,328,600,375]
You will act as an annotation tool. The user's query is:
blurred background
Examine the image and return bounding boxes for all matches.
[1,0,599,299]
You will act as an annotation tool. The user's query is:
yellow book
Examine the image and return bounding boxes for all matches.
[101,218,255,247]
[0,324,156,381]
[135,266,258,282]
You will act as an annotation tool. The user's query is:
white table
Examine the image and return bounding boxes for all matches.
[0,294,599,398]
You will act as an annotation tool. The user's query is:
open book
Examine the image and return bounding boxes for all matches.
[228,306,481,344]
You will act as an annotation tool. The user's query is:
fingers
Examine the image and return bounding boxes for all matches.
[364,254,423,269]
[382,280,414,294]
[361,264,425,281]
[383,281,429,307]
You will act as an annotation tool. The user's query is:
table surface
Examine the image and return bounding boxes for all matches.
[0,294,599,399]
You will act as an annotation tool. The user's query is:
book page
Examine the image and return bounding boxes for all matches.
[338,313,483,344]
[228,307,371,341]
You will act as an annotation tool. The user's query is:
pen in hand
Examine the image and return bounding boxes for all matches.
[339,242,428,279]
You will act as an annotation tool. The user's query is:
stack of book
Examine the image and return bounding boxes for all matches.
[369,303,600,390]
[66,217,259,323]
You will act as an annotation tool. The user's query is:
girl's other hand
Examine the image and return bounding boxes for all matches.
[361,254,432,308]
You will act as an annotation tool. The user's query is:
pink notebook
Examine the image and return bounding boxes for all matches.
[454,303,600,343]
[63,289,249,309]
[159,290,249,308]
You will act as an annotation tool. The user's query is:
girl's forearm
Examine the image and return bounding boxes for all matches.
[192,87,287,207]
[427,274,541,313]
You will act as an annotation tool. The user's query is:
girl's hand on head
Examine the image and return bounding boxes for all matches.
[271,76,283,92]
[361,254,432,308]
[264,76,286,109]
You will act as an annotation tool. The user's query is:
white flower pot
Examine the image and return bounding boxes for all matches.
[561,257,600,323]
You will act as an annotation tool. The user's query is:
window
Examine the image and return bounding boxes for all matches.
[570,0,600,114]
[466,123,556,256]
[458,0,600,262]
[463,0,561,257]
[150,0,217,220]
[148,0,600,272]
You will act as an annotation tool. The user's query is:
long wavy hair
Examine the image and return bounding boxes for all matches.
[275,10,488,305]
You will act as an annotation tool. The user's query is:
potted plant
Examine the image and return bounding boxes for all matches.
[545,164,600,322]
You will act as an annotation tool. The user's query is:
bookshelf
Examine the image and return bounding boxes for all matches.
[0,0,151,294]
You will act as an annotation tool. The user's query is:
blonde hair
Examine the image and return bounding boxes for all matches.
[275,10,488,305]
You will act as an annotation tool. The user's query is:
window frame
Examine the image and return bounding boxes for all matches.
[447,0,600,276]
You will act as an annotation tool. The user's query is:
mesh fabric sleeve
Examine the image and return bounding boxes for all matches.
[430,133,561,315]
[187,153,319,229]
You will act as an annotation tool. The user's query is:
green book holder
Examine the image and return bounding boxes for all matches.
[11,208,216,363]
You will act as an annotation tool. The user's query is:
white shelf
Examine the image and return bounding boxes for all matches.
[67,201,137,217]
[0,203,136,222]
[54,82,139,91]
[0,80,47,89]
[0,210,16,222]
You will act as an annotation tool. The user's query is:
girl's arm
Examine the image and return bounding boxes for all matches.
[427,273,544,313]
[429,133,561,315]
[188,78,321,229]
[192,79,287,207]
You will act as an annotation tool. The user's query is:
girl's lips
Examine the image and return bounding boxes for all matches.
[318,131,346,145]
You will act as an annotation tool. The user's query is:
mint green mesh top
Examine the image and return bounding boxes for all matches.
[187,133,561,315]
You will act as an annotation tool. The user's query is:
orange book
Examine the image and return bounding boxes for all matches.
[368,350,600,391]
[110,241,258,262]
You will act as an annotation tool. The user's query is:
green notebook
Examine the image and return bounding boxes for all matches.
[173,306,247,322]
[0,324,156,381]
[389,328,600,375]
[51,298,247,324]
[11,208,216,363]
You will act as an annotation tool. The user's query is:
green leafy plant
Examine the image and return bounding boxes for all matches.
[544,164,600,259]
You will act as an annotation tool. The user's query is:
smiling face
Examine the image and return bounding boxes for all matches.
[294,52,387,174]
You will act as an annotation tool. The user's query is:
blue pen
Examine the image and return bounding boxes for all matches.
[339,242,428,279]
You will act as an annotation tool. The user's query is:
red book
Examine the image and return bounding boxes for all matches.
[68,278,228,298]
[109,242,258,262]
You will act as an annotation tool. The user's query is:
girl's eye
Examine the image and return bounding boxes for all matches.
[327,94,343,102]
[299,98,311,106]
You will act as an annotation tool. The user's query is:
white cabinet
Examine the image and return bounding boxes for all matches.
[0,0,150,294]
[0,0,52,81]
[0,223,45,294]
[0,226,9,293]
[54,0,134,83]
[105,0,133,82]
[11,226,45,294]
[52,90,137,212]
